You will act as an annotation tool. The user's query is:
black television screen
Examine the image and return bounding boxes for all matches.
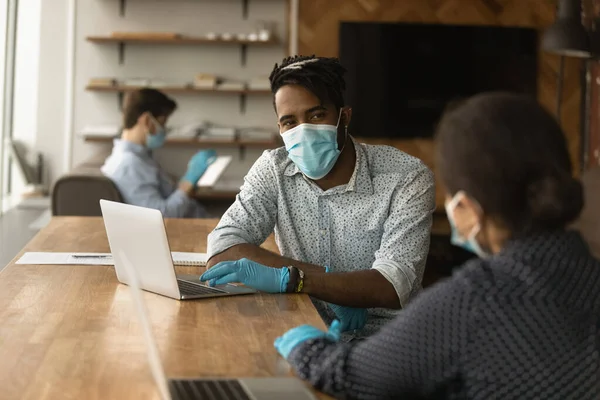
[339,22,538,139]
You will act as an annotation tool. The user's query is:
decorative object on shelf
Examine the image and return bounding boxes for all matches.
[256,21,275,42]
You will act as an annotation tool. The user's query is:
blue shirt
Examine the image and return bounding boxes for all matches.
[101,139,209,218]
[208,138,435,337]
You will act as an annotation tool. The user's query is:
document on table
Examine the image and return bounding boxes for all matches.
[16,252,208,266]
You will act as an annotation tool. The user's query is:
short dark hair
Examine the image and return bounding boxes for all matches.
[269,55,346,111]
[122,88,177,129]
[436,92,583,237]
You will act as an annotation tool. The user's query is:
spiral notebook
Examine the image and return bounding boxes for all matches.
[16,252,207,267]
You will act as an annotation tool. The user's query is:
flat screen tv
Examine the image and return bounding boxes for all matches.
[339,22,538,139]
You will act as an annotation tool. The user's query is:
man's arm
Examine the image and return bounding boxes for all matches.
[206,152,280,261]
[205,166,435,310]
[209,244,395,307]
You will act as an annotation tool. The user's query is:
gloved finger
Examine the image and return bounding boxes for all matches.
[205,150,217,163]
[274,336,283,348]
[199,261,239,281]
[207,273,240,287]
[326,320,342,341]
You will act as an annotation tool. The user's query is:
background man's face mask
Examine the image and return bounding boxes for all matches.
[281,111,344,180]
[445,191,490,258]
[146,115,167,150]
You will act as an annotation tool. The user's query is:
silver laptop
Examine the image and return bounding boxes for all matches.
[99,199,257,300]
[118,249,317,400]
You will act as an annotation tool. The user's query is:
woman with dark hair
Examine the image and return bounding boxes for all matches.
[273,93,600,399]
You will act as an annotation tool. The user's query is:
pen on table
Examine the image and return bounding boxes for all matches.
[71,255,112,259]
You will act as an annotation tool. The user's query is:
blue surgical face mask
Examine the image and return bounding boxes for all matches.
[146,116,166,150]
[445,191,490,258]
[281,111,344,180]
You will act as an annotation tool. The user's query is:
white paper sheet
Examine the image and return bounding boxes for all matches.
[16,252,207,266]
[197,156,232,187]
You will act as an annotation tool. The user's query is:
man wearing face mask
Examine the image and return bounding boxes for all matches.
[101,88,215,218]
[201,56,436,338]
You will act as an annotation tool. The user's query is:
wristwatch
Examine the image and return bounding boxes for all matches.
[295,268,305,293]
[286,266,305,293]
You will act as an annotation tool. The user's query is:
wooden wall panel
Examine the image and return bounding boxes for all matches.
[297,0,583,208]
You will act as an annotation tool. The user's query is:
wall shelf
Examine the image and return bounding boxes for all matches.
[87,35,279,65]
[82,135,281,149]
[86,36,279,46]
[85,84,271,96]
[86,83,271,113]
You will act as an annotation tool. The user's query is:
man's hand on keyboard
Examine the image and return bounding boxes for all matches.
[200,258,289,293]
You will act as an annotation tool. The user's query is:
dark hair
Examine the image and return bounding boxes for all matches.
[122,88,177,129]
[436,92,583,236]
[269,55,346,111]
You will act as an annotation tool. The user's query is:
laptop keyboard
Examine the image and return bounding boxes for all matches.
[169,379,251,400]
[177,279,227,296]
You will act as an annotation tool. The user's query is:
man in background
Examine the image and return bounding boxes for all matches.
[102,89,215,218]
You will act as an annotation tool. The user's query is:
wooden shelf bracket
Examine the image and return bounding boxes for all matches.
[119,0,126,17]
[240,43,248,66]
[239,92,247,114]
[118,42,126,64]
[242,0,249,19]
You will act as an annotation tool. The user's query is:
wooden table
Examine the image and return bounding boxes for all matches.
[0,217,329,400]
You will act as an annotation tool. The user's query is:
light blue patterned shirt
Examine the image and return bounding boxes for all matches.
[208,138,435,337]
[101,139,209,218]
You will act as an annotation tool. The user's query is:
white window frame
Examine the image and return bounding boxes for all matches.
[0,0,18,214]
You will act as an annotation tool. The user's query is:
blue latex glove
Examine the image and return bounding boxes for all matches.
[274,320,342,359]
[324,266,368,332]
[328,303,367,332]
[200,258,289,293]
[181,149,217,184]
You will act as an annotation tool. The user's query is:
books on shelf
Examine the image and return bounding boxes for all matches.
[79,124,120,138]
[89,77,116,87]
[199,126,236,141]
[169,121,206,139]
[216,81,246,91]
[193,74,218,89]
[239,128,277,142]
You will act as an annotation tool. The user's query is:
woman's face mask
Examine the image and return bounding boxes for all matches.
[445,191,490,258]
[280,111,346,180]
